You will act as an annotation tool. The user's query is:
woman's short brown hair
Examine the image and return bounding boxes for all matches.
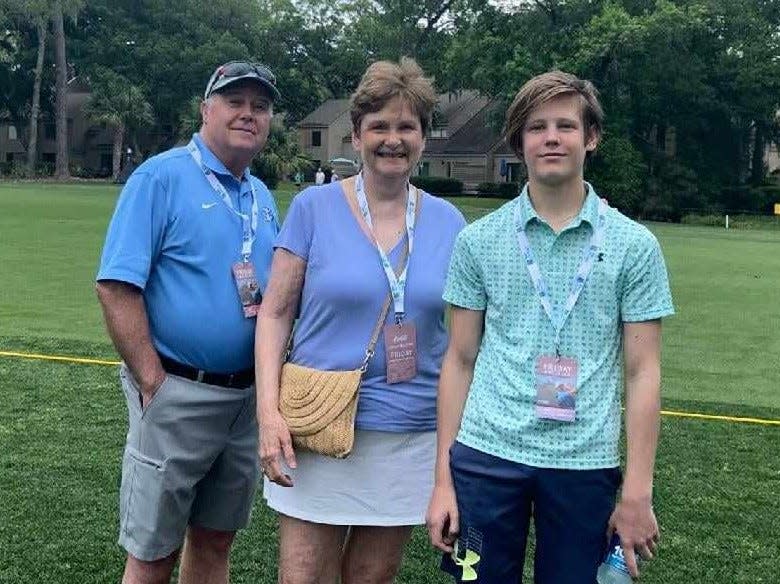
[350,57,437,135]
[505,70,604,157]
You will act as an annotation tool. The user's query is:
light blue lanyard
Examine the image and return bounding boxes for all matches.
[514,188,608,353]
[187,139,258,261]
[355,172,417,320]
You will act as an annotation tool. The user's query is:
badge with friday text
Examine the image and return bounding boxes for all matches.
[384,321,417,384]
[232,262,262,318]
[534,355,579,422]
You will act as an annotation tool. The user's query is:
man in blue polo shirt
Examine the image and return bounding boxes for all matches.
[96,61,281,584]
[426,71,674,583]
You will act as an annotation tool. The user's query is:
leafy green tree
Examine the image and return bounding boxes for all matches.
[252,120,314,188]
[1,0,51,173]
[83,67,154,180]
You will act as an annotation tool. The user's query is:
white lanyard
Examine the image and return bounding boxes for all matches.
[187,139,258,261]
[355,172,417,320]
[514,188,608,353]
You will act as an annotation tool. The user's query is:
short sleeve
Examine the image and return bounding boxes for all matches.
[96,169,168,289]
[620,231,675,322]
[275,190,313,260]
[443,229,487,310]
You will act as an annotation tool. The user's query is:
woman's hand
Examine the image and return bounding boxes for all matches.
[259,410,297,487]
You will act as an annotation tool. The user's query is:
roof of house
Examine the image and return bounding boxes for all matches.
[427,99,510,156]
[297,91,516,157]
[434,90,489,135]
[298,99,350,127]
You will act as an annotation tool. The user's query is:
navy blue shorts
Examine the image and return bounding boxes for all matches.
[440,442,621,584]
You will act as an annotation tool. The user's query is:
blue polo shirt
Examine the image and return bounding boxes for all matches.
[97,133,279,372]
[443,184,674,469]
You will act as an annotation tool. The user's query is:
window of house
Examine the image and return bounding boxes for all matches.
[507,163,523,183]
[312,130,322,147]
[8,125,17,140]
[419,161,430,177]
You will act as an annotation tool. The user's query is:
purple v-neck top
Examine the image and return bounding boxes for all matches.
[276,182,466,431]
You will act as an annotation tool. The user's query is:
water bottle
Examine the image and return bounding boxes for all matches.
[596,533,634,583]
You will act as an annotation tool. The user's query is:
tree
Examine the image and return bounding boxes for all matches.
[252,120,314,188]
[51,0,67,178]
[0,0,51,174]
[83,67,153,180]
[26,17,45,173]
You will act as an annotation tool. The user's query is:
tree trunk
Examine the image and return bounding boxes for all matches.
[750,122,766,187]
[52,1,70,180]
[112,123,125,181]
[26,19,46,174]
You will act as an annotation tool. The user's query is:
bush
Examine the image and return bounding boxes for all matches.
[0,162,33,179]
[586,133,645,215]
[716,185,780,214]
[680,214,725,227]
[410,176,463,195]
[641,159,702,222]
[251,158,280,189]
[754,185,780,213]
[682,213,780,230]
[476,182,521,199]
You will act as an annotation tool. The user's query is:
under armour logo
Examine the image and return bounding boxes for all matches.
[451,542,481,582]
[597,252,605,262]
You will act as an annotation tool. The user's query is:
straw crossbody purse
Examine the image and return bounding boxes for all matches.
[279,240,409,459]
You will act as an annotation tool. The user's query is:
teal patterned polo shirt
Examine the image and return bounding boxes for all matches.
[443,184,674,469]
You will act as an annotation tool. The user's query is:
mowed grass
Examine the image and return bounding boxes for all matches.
[1,181,779,583]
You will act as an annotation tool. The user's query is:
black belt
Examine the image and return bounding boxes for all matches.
[159,355,254,389]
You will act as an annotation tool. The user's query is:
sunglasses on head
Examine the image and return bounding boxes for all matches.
[206,61,277,95]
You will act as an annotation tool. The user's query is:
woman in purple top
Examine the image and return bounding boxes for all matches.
[256,58,466,583]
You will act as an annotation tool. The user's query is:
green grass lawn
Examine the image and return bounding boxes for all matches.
[1,181,778,583]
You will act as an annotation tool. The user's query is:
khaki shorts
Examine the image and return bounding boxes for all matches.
[118,365,258,561]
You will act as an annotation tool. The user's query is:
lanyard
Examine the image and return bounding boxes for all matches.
[514,189,608,353]
[355,172,417,321]
[187,139,258,261]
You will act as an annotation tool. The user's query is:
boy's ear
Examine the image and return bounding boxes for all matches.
[585,126,600,152]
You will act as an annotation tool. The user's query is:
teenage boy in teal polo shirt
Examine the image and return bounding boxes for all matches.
[426,70,674,583]
[97,62,280,584]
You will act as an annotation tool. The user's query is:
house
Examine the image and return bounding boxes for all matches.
[422,92,523,187]
[298,94,780,192]
[296,98,354,178]
[0,77,116,176]
[296,91,522,190]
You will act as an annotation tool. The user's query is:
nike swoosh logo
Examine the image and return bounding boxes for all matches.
[201,202,218,209]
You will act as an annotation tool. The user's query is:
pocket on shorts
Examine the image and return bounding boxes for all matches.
[119,366,172,416]
[120,446,170,556]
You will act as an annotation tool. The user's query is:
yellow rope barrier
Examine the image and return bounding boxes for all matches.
[659,409,780,427]
[2,349,780,426]
[0,350,120,366]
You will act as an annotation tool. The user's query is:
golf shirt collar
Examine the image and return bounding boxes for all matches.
[191,133,251,183]
[517,181,600,231]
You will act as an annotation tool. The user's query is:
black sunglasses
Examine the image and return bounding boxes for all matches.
[206,61,277,96]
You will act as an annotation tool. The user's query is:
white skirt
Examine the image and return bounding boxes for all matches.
[263,430,436,526]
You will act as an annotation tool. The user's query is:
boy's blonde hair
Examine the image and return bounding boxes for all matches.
[505,70,604,156]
